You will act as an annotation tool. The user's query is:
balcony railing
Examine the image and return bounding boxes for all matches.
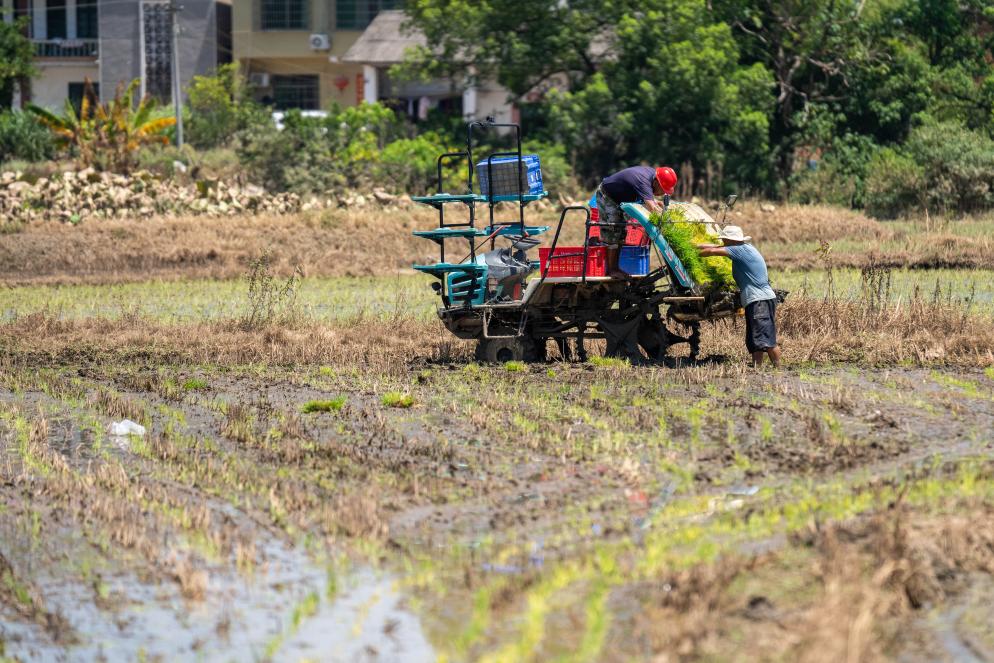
[33,39,99,58]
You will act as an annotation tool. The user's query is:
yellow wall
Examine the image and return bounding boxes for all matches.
[245,58,365,108]
[233,0,366,106]
[232,0,362,58]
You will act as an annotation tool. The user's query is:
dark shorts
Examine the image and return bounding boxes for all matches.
[745,298,778,353]
[595,187,625,247]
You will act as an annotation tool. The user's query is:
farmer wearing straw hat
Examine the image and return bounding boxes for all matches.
[698,226,782,368]
[596,166,678,278]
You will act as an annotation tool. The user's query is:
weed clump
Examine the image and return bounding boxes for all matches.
[240,250,304,330]
[589,356,629,369]
[301,397,346,413]
[381,392,414,408]
[182,378,208,392]
[650,208,735,289]
[504,361,526,372]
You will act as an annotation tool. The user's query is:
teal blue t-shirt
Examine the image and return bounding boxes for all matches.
[724,244,776,307]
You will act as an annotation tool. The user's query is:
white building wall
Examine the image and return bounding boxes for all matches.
[31,63,100,109]
[461,86,477,118]
[474,84,514,125]
[362,64,377,104]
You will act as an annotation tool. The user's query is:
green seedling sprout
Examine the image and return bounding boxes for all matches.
[301,397,347,413]
[381,392,414,408]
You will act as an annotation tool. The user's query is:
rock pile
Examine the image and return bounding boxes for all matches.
[0,169,305,223]
[0,169,548,224]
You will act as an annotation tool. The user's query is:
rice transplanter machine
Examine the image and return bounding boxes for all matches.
[411,119,741,363]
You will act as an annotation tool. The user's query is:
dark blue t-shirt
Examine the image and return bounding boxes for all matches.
[601,166,656,204]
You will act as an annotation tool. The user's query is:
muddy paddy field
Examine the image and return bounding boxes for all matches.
[2,205,994,662]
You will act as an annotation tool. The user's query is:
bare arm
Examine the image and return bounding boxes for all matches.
[696,244,730,257]
[644,198,663,213]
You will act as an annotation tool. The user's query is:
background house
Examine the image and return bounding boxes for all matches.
[232,2,514,123]
[1,0,231,110]
[341,9,515,124]
[232,0,398,110]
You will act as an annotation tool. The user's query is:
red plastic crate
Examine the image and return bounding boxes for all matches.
[539,246,607,277]
[587,218,648,245]
[625,223,649,246]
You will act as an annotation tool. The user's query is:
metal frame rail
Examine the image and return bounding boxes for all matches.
[467,120,527,238]
[424,117,537,308]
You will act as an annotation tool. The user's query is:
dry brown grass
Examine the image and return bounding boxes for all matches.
[775,294,994,365]
[4,287,993,369]
[0,311,451,372]
[733,201,893,244]
[0,206,447,286]
[3,200,991,286]
[632,558,756,659]
[729,201,994,270]
[689,292,994,367]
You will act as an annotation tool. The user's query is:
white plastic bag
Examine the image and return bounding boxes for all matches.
[108,419,146,437]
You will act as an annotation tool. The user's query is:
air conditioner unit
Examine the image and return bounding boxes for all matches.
[309,33,331,51]
[248,72,271,88]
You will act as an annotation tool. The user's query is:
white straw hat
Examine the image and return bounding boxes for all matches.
[718,225,751,243]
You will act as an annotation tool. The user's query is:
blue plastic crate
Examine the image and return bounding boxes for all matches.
[476,154,543,198]
[619,245,650,276]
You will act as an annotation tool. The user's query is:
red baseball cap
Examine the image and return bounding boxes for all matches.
[656,166,677,195]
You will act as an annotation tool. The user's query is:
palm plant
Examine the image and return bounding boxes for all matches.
[28,78,176,173]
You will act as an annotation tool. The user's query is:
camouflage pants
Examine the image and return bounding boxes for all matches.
[595,186,626,247]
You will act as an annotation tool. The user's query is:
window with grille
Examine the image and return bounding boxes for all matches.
[142,2,173,103]
[272,75,319,110]
[46,0,67,39]
[77,0,98,39]
[260,0,308,30]
[336,0,397,30]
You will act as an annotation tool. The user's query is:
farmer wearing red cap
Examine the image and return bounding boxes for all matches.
[596,166,678,277]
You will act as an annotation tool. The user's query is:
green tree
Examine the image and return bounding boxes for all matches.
[865,120,994,218]
[396,0,631,98]
[712,0,875,189]
[185,63,267,148]
[897,0,993,68]
[535,1,774,190]
[236,102,407,194]
[610,4,774,189]
[403,0,774,192]
[0,18,34,109]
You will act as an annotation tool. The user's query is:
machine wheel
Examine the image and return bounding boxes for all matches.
[475,336,538,363]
